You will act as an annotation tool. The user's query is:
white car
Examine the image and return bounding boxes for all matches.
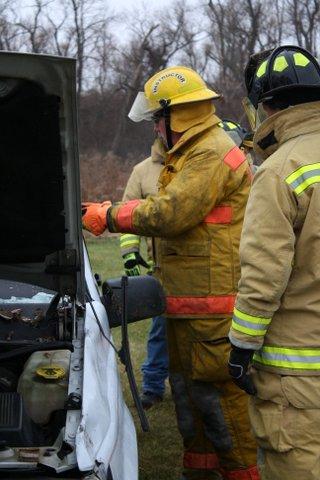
[0,52,165,479]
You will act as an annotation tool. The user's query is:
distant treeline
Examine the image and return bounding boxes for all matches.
[2,0,319,199]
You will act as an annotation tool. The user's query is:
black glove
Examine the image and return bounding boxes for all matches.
[123,252,150,276]
[228,346,257,395]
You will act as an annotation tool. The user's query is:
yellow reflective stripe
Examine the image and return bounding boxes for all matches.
[285,163,320,195]
[286,162,320,183]
[120,234,140,253]
[293,52,310,67]
[256,60,267,78]
[253,345,320,370]
[231,320,267,336]
[232,308,271,337]
[273,56,288,72]
[226,121,237,130]
[294,175,320,194]
[234,308,271,324]
[120,239,140,247]
[120,234,140,246]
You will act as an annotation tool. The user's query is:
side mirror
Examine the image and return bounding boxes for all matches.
[94,273,102,287]
[102,275,166,328]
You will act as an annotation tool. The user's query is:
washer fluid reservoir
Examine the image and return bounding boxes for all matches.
[17,350,71,425]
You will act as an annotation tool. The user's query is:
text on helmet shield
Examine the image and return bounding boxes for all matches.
[152,72,186,94]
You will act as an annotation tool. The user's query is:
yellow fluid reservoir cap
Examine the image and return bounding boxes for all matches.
[36,365,66,380]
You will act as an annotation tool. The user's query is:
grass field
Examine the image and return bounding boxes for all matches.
[85,235,182,480]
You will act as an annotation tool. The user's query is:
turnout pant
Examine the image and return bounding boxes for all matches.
[249,369,320,480]
[167,317,259,480]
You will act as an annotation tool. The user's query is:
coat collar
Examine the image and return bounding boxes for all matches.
[167,114,221,156]
[254,101,320,161]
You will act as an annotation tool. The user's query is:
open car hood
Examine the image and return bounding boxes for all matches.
[0,52,84,301]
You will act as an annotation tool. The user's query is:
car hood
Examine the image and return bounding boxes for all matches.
[0,52,84,301]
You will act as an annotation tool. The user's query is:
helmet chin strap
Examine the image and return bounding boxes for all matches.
[160,99,173,150]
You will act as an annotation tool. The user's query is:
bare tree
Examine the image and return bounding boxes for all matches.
[110,1,199,155]
[65,0,107,97]
[259,0,286,47]
[0,1,21,51]
[16,0,52,53]
[203,0,287,122]
[286,0,320,56]
[91,19,115,94]
[46,5,71,57]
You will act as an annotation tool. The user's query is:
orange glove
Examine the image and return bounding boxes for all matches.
[82,201,112,236]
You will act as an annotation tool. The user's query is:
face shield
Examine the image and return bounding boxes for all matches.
[242,97,268,130]
[128,91,162,122]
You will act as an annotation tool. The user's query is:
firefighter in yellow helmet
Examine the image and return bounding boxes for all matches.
[228,46,320,480]
[82,66,259,480]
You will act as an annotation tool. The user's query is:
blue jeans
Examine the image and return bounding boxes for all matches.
[141,315,169,396]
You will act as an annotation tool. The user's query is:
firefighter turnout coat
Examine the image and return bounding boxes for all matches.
[229,101,320,375]
[108,108,251,324]
[119,139,164,260]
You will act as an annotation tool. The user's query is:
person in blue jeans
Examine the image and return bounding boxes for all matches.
[119,139,169,409]
[141,315,168,407]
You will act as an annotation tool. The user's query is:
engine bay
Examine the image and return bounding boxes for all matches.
[0,280,81,475]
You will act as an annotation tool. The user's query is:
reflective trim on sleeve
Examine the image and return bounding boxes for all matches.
[116,200,141,232]
[231,307,272,336]
[253,345,320,370]
[166,295,236,315]
[120,234,140,249]
[285,162,320,195]
[120,233,140,255]
[204,205,232,224]
[223,146,246,171]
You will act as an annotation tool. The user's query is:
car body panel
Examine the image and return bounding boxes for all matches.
[78,248,137,479]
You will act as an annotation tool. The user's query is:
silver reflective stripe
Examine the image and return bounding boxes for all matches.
[232,315,267,331]
[254,346,320,369]
[290,169,320,190]
[231,307,271,336]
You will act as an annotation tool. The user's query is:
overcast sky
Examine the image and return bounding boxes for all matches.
[18,0,174,14]
[108,0,172,12]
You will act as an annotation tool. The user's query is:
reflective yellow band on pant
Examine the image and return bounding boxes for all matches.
[120,233,140,254]
[253,345,320,370]
[231,308,271,336]
[285,162,320,195]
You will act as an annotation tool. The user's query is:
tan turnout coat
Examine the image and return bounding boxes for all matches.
[120,139,164,259]
[229,101,320,375]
